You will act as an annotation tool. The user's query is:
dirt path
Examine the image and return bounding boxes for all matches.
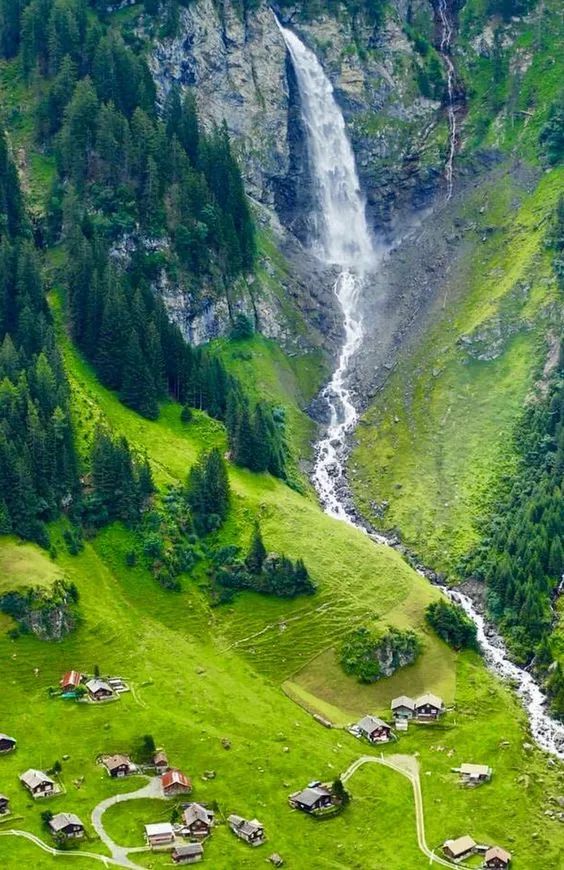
[0,828,124,867]
[90,776,165,869]
[341,754,458,869]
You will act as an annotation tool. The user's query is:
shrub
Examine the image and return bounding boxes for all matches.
[425,599,478,650]
[340,626,421,683]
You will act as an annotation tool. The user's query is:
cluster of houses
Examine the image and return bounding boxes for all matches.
[13,764,85,841]
[99,750,193,798]
[349,693,446,745]
[443,835,511,868]
[0,732,17,815]
[143,800,266,862]
[391,693,445,723]
[59,670,128,703]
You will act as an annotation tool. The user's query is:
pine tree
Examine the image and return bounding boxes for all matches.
[120,330,159,419]
[246,522,266,574]
[548,536,563,580]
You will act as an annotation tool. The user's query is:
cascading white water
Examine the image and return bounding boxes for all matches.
[437,0,457,200]
[279,19,564,760]
[278,21,377,521]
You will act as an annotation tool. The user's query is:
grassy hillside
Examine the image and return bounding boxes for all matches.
[0,287,562,867]
[351,167,563,574]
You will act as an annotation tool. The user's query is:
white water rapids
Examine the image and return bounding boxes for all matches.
[279,21,564,760]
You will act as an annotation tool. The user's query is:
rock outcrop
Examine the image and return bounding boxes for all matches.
[0,579,79,640]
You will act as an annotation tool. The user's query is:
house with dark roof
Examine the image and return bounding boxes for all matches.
[484,846,512,868]
[390,696,415,720]
[228,814,265,846]
[19,769,56,798]
[172,843,204,864]
[442,835,476,861]
[289,785,333,814]
[60,671,82,693]
[162,768,192,796]
[0,733,16,753]
[414,693,444,720]
[0,795,10,815]
[357,715,392,743]
[102,754,136,777]
[182,802,214,838]
[49,812,84,839]
[85,679,114,701]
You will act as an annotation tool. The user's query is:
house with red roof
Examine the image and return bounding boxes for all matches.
[162,768,192,796]
[60,671,82,693]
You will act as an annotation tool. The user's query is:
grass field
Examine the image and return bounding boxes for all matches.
[351,168,563,575]
[1,531,562,869]
[0,538,63,594]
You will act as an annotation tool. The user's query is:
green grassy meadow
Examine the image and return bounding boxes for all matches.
[1,288,563,868]
[351,168,563,575]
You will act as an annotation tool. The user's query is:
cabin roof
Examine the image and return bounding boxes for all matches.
[391,695,415,710]
[173,843,204,857]
[103,754,132,770]
[293,786,331,807]
[50,812,83,831]
[460,763,491,776]
[145,822,174,837]
[415,693,443,709]
[85,679,112,694]
[183,803,213,826]
[444,835,476,857]
[162,768,191,789]
[485,846,512,863]
[20,769,54,789]
[357,715,389,732]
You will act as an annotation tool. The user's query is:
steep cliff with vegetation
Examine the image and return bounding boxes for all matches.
[348,0,564,710]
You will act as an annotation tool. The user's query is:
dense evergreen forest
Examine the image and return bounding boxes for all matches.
[0,129,78,545]
[465,334,564,713]
[0,0,287,485]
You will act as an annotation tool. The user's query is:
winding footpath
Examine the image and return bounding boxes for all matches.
[0,777,166,869]
[90,776,164,868]
[0,829,125,867]
[341,754,458,868]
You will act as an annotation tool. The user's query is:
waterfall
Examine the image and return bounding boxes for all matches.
[437,0,457,200]
[278,20,378,521]
[278,19,564,759]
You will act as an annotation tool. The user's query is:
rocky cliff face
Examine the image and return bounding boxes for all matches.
[146,0,452,345]
[0,579,79,641]
[150,0,447,232]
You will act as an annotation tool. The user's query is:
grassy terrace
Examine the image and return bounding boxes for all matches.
[351,168,563,575]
